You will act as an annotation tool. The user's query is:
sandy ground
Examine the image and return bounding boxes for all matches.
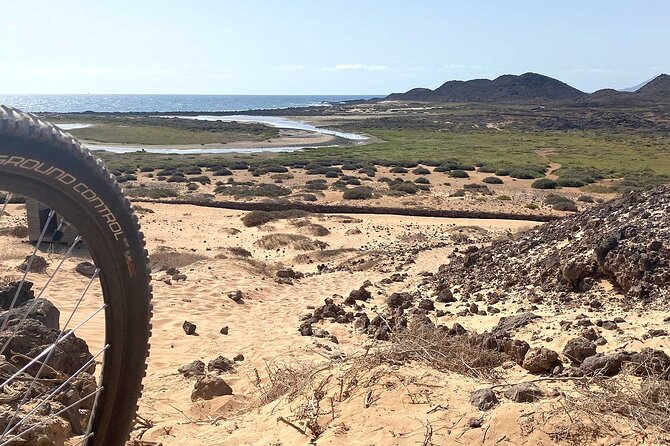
[1,202,668,446]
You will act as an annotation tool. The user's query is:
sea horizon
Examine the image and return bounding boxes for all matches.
[0,94,381,113]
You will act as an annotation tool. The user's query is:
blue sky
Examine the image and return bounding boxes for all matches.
[1,0,668,94]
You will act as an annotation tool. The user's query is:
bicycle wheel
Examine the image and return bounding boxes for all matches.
[0,105,152,445]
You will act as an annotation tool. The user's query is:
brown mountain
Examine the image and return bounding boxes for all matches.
[386,72,585,103]
[575,74,670,107]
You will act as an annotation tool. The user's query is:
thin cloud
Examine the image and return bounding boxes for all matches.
[277,65,307,71]
[323,64,390,72]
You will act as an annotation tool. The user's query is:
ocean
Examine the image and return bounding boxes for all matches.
[0,94,379,113]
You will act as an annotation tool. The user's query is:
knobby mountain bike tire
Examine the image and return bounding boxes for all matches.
[0,105,152,445]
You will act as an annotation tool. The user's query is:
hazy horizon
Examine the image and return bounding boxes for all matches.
[1,0,669,95]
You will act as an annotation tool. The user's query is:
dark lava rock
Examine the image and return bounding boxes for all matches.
[233,354,244,361]
[644,329,668,338]
[208,356,235,373]
[0,318,94,376]
[0,281,35,310]
[1,298,60,330]
[493,313,541,335]
[220,326,229,335]
[581,353,626,376]
[502,338,530,365]
[276,268,297,279]
[17,255,48,273]
[353,314,370,331]
[469,388,499,411]
[522,347,561,374]
[191,375,233,401]
[435,289,456,303]
[179,360,205,377]
[347,286,372,303]
[75,261,97,278]
[183,321,197,335]
[504,383,544,403]
[467,417,483,428]
[563,337,597,364]
[629,348,670,378]
[418,299,435,311]
[469,303,479,314]
[228,290,244,304]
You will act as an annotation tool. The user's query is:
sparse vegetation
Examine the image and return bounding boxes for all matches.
[343,186,374,200]
[532,178,558,189]
[255,233,328,250]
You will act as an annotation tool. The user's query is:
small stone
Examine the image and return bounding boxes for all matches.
[75,261,97,278]
[183,321,197,335]
[469,388,499,411]
[220,326,229,335]
[522,347,561,373]
[178,360,205,377]
[233,354,244,362]
[207,356,235,373]
[418,299,435,311]
[467,417,483,428]
[563,337,597,364]
[504,383,544,403]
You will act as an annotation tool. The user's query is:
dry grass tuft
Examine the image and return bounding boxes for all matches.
[149,246,208,270]
[242,209,311,228]
[561,371,670,440]
[255,234,328,251]
[293,248,358,264]
[290,220,330,237]
[377,326,506,381]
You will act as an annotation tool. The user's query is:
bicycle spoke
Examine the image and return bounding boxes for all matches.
[1,345,109,439]
[0,235,82,357]
[0,386,103,446]
[0,193,11,219]
[0,209,55,336]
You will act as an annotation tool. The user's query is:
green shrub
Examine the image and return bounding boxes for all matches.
[449,170,469,178]
[414,177,430,184]
[545,194,577,211]
[478,165,497,173]
[509,169,539,180]
[187,182,199,191]
[343,186,374,200]
[483,176,503,184]
[525,203,539,210]
[495,169,511,176]
[557,178,586,188]
[531,178,558,189]
[433,166,450,172]
[497,195,511,201]
[390,166,409,174]
[126,187,178,199]
[190,175,211,184]
[390,182,418,194]
[412,166,431,175]
[167,175,188,183]
[305,182,328,191]
[325,171,340,178]
[242,209,311,227]
[214,168,233,176]
[183,166,203,175]
[214,184,291,198]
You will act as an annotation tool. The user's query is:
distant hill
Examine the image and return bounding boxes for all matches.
[386,72,585,103]
[576,74,670,106]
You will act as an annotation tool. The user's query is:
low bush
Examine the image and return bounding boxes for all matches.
[545,194,577,211]
[478,165,497,173]
[167,175,188,183]
[187,182,199,191]
[578,195,595,203]
[189,175,211,184]
[390,166,408,174]
[255,233,328,251]
[449,170,469,178]
[414,177,430,184]
[214,168,233,176]
[305,182,328,191]
[483,176,503,184]
[557,178,586,188]
[531,178,558,189]
[495,169,511,176]
[390,182,419,194]
[412,166,431,175]
[497,195,512,201]
[214,184,291,198]
[343,186,374,200]
[126,186,178,199]
[242,209,311,227]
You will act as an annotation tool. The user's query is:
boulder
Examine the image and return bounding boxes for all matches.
[191,375,233,401]
[179,360,205,377]
[504,383,544,403]
[75,261,97,278]
[469,388,499,411]
[563,337,597,364]
[522,347,561,374]
[207,356,235,373]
